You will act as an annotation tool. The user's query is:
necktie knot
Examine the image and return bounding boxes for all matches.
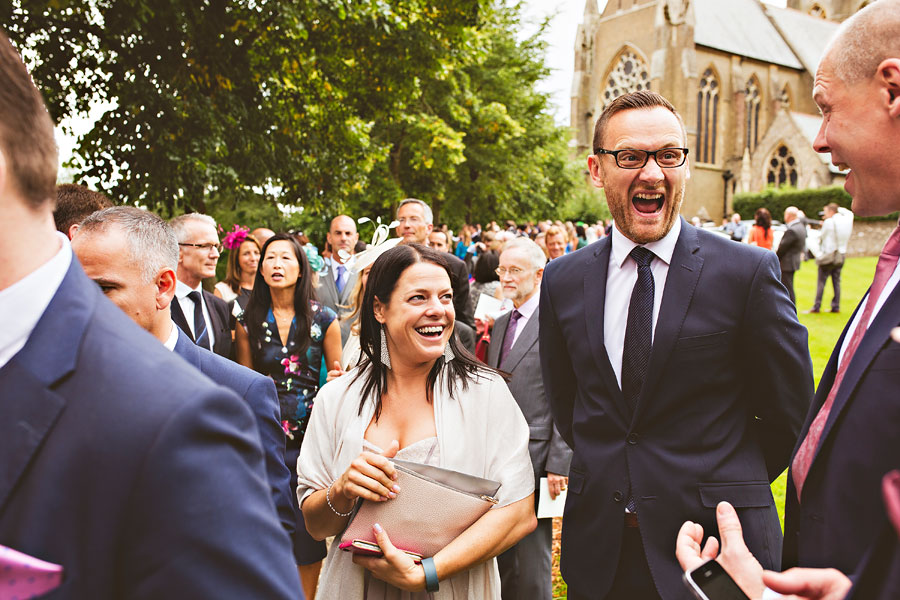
[187,290,202,304]
[630,246,655,268]
[510,309,522,323]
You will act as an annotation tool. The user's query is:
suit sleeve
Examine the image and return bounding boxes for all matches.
[538,267,577,449]
[741,251,814,480]
[248,376,298,543]
[122,386,301,599]
[544,424,573,476]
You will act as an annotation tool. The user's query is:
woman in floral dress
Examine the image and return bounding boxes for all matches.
[236,233,342,599]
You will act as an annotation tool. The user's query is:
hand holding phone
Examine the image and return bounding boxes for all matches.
[684,560,751,600]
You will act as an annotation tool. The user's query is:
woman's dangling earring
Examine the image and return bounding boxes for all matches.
[380,324,392,370]
[443,340,455,363]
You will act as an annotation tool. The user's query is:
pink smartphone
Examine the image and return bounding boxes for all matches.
[339,539,424,563]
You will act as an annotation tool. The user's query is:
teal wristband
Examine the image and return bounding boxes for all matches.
[421,557,439,592]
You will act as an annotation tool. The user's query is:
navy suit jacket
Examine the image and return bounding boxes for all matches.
[172,328,297,543]
[783,282,900,574]
[0,260,301,598]
[539,220,812,599]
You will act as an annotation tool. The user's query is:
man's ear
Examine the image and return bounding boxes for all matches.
[587,155,605,190]
[156,268,177,311]
[877,58,900,118]
[67,223,80,240]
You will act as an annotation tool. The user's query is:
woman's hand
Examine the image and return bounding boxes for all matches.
[333,440,400,503]
[353,523,426,591]
[326,360,345,383]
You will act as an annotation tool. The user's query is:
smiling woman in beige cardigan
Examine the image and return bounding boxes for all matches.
[298,244,536,599]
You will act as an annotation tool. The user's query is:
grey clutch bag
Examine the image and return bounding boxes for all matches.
[338,459,501,560]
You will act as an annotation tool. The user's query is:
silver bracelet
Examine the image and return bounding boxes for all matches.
[326,481,354,517]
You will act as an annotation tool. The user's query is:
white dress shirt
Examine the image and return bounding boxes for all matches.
[0,232,70,369]
[509,288,540,348]
[326,256,354,291]
[837,258,900,368]
[604,218,682,389]
[162,320,179,351]
[834,207,854,254]
[174,279,216,347]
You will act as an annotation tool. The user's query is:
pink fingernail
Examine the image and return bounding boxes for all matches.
[388,492,397,499]
[374,523,383,534]
[392,484,400,493]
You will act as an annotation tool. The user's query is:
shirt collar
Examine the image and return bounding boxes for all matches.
[0,232,71,367]
[514,287,540,319]
[610,217,681,269]
[175,278,201,299]
[162,320,179,351]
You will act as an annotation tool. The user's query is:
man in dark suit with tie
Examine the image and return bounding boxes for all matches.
[0,31,300,598]
[676,2,900,592]
[71,206,298,556]
[776,206,807,306]
[317,214,359,344]
[539,90,812,600]
[488,237,571,600]
[169,212,232,358]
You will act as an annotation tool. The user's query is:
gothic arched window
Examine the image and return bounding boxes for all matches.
[745,76,762,153]
[601,49,651,110]
[767,144,799,187]
[809,3,827,18]
[696,68,719,164]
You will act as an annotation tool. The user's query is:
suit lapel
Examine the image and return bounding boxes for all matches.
[0,261,96,512]
[173,328,202,369]
[501,308,539,371]
[203,290,225,335]
[583,237,630,421]
[170,296,193,341]
[340,272,358,306]
[634,221,704,422]
[815,283,900,458]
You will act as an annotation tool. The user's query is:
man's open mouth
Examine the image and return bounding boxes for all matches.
[632,192,664,214]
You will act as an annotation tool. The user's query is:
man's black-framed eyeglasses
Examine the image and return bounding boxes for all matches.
[594,147,689,169]
[179,242,223,253]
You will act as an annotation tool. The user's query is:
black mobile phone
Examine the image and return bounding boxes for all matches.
[683,560,751,600]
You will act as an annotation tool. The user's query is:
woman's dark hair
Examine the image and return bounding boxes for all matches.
[244,233,314,361]
[472,250,500,284]
[353,243,496,420]
[755,207,772,233]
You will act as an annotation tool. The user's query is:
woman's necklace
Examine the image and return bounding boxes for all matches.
[272,307,294,346]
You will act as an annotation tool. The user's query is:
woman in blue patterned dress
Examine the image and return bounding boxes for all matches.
[236,233,342,599]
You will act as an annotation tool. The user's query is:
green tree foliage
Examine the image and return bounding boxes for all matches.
[734,185,898,223]
[4,0,582,231]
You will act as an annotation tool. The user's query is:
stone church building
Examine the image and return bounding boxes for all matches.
[571,0,868,221]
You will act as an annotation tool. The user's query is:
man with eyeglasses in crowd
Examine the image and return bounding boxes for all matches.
[539,90,812,600]
[488,237,571,600]
[170,213,232,358]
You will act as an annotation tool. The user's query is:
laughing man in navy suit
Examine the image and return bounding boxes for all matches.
[0,31,300,599]
[539,90,812,600]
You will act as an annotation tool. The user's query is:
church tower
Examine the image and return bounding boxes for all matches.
[785,0,870,21]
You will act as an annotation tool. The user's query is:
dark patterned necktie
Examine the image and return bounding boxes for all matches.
[498,310,522,365]
[622,246,655,413]
[187,291,210,350]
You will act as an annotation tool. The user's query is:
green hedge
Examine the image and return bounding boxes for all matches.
[733,185,898,222]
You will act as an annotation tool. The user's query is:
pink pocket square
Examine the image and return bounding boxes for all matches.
[0,545,63,599]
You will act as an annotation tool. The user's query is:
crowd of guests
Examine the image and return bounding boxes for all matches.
[2,3,900,599]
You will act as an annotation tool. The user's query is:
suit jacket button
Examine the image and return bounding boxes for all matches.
[627,433,639,445]
[613,491,624,503]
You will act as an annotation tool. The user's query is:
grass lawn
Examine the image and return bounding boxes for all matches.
[552,255,878,599]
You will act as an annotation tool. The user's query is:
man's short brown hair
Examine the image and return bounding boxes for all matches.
[0,31,57,208]
[54,184,114,234]
[592,90,685,153]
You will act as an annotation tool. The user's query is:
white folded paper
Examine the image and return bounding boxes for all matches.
[537,477,567,519]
